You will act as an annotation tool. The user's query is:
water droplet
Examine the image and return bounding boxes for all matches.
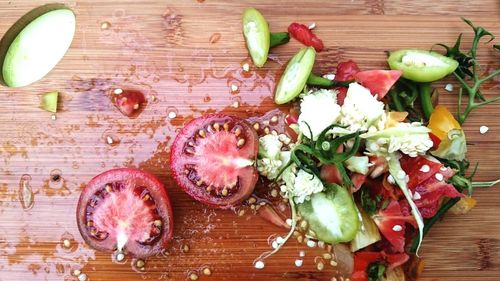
[19,174,34,210]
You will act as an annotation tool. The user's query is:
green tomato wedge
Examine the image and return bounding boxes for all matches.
[387,49,458,83]
[297,184,360,244]
[2,8,75,87]
[40,91,58,112]
[242,8,270,68]
[274,47,316,104]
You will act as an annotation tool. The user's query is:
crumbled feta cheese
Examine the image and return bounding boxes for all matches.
[308,22,316,30]
[295,259,303,267]
[344,156,370,175]
[231,84,239,92]
[435,173,444,181]
[479,125,489,134]
[444,83,453,92]
[298,89,341,140]
[306,240,317,248]
[258,134,282,159]
[242,63,250,72]
[413,191,421,200]
[285,169,325,203]
[340,83,386,133]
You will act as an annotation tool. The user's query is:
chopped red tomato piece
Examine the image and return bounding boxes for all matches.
[428,132,442,150]
[372,200,416,253]
[354,70,402,99]
[335,60,361,82]
[287,22,324,52]
[400,156,461,218]
[335,86,348,106]
[351,251,409,281]
[351,173,367,192]
[368,155,388,178]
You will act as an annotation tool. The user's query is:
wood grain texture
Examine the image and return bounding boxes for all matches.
[0,0,498,280]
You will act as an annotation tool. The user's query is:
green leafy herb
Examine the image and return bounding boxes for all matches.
[360,186,382,216]
[367,262,387,281]
[437,18,500,124]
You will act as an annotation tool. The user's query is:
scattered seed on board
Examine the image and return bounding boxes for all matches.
[479,125,489,134]
[77,273,88,281]
[106,136,114,144]
[444,83,453,92]
[113,88,123,95]
[73,270,81,276]
[231,84,239,92]
[248,197,257,204]
[116,252,125,262]
[63,239,71,248]
[189,273,199,280]
[182,244,190,253]
[242,63,250,72]
[254,260,265,269]
[330,260,338,267]
[51,114,57,120]
[136,259,145,268]
[203,267,212,276]
[270,189,278,197]
[308,22,316,29]
[317,261,324,271]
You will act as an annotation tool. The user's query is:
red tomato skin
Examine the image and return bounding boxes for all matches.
[335,60,361,82]
[335,86,348,106]
[428,132,442,150]
[288,22,324,52]
[354,70,402,99]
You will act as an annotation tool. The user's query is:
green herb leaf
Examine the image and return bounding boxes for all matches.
[367,262,387,281]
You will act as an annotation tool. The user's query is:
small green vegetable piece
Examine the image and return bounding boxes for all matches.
[367,262,387,281]
[2,8,76,87]
[387,49,458,83]
[274,47,316,104]
[269,32,290,48]
[242,8,270,68]
[40,91,58,112]
[297,184,360,243]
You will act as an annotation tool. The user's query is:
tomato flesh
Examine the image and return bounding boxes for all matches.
[112,89,146,117]
[76,168,173,258]
[335,60,361,82]
[170,114,258,209]
[354,70,402,99]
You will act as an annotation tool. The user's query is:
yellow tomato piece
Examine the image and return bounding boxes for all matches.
[385,111,409,128]
[450,197,477,215]
[427,105,461,140]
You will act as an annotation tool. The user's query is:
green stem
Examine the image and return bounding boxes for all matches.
[389,90,405,112]
[306,73,352,88]
[419,82,433,120]
[477,69,500,84]
[410,197,460,253]
[472,179,500,188]
[270,32,290,48]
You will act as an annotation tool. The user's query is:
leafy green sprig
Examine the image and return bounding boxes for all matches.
[437,18,500,124]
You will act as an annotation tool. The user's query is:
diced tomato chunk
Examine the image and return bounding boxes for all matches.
[354,70,402,99]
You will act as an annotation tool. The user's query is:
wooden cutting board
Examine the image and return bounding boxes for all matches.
[0,1,498,280]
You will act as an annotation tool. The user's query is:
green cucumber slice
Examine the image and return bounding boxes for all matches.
[274,47,316,104]
[297,184,360,243]
[2,7,75,87]
[242,8,270,68]
[40,91,58,112]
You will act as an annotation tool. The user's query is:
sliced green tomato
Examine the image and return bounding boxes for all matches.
[40,91,58,112]
[242,8,270,67]
[387,49,458,82]
[274,47,316,104]
[351,207,381,251]
[297,184,360,243]
[2,9,76,87]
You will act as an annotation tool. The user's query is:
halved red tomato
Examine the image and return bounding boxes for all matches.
[170,114,259,209]
[372,200,416,253]
[354,70,402,99]
[76,168,173,258]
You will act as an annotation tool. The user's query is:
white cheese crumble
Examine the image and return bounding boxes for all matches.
[413,191,421,200]
[306,240,317,248]
[340,83,386,133]
[308,22,316,30]
[298,89,341,140]
[323,73,335,80]
[435,173,444,181]
[254,260,265,269]
[295,259,304,267]
[444,83,453,92]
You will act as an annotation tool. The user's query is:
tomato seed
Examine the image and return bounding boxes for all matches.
[221,188,228,196]
[223,123,229,131]
[105,184,112,192]
[154,220,162,227]
[189,273,198,281]
[234,127,241,136]
[63,239,71,248]
[198,129,206,138]
[316,262,324,271]
[213,123,220,131]
[248,197,257,204]
[253,123,260,130]
[136,259,145,268]
[237,138,245,147]
[182,244,190,253]
[202,267,212,276]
